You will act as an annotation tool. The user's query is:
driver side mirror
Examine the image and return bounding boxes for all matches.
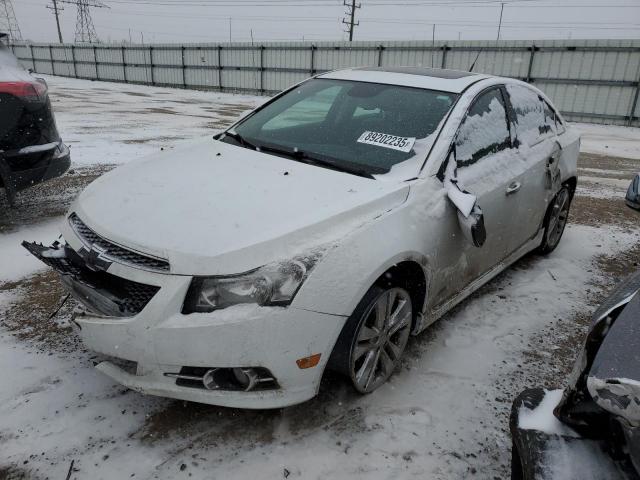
[444,152,487,248]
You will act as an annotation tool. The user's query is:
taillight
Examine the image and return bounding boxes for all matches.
[0,81,48,101]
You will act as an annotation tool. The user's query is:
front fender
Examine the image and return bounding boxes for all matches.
[292,201,432,318]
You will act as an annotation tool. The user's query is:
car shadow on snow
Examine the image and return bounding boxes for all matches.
[134,371,365,450]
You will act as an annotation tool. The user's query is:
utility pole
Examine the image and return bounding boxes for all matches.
[0,0,22,42]
[431,24,435,67]
[229,17,232,43]
[496,2,505,41]
[47,0,64,43]
[342,0,360,42]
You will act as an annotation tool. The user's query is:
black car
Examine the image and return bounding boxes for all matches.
[510,269,640,479]
[0,33,70,206]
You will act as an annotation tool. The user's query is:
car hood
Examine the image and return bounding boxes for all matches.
[71,138,409,275]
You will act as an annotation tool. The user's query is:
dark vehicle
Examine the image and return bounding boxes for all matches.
[0,33,70,206]
[510,269,640,480]
[627,173,640,210]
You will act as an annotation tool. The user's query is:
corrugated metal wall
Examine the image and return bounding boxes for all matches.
[9,39,640,126]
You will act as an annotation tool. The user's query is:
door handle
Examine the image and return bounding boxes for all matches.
[506,181,522,195]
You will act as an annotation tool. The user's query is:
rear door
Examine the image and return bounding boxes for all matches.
[503,84,561,254]
[453,86,521,277]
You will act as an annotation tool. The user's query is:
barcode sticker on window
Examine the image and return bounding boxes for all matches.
[357,131,416,153]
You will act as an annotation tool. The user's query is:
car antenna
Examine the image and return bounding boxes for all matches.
[469,48,483,72]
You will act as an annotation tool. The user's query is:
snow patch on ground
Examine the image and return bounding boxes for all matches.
[41,74,264,167]
[0,217,63,282]
[573,122,640,160]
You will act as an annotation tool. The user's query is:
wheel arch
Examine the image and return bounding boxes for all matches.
[563,176,577,196]
[372,260,428,329]
[294,248,432,322]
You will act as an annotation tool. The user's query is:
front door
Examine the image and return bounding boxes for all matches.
[453,86,521,277]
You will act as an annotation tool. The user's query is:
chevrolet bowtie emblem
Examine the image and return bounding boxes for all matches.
[83,244,112,272]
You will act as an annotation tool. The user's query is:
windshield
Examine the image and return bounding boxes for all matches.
[223,78,458,177]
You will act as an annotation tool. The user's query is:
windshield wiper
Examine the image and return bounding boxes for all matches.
[221,133,375,179]
[221,131,259,151]
[259,144,375,179]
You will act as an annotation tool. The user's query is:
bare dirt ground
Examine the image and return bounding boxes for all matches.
[0,76,639,480]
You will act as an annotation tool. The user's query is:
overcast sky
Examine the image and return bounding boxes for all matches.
[12,0,640,44]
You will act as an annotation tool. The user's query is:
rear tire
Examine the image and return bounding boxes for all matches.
[328,285,412,394]
[538,186,572,255]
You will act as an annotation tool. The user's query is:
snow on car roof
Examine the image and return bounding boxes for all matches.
[318,66,490,93]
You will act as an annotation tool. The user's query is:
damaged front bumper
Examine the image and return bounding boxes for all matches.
[23,239,346,408]
[22,241,160,318]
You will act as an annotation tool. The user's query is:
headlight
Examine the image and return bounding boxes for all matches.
[182,253,323,313]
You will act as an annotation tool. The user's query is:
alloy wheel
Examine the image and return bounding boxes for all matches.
[546,188,570,249]
[350,287,412,393]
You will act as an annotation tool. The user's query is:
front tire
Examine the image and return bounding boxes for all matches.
[538,186,572,254]
[329,285,412,394]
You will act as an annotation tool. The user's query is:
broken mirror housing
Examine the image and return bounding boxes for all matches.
[446,178,486,248]
[182,252,324,313]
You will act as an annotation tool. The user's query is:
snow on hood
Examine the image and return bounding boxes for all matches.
[72,138,409,275]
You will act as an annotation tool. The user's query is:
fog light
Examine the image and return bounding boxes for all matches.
[202,369,220,390]
[233,368,260,391]
[166,366,278,391]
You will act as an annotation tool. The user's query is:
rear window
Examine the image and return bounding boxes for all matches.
[506,84,558,147]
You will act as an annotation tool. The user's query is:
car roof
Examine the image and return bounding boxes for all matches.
[318,66,491,93]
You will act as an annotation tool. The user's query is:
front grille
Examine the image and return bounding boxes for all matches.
[69,213,170,273]
[22,241,160,317]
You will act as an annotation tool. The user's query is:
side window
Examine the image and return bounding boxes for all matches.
[542,100,558,136]
[455,88,511,167]
[262,85,342,131]
[506,84,556,146]
[544,99,565,135]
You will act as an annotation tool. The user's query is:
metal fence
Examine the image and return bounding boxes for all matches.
[9,39,640,126]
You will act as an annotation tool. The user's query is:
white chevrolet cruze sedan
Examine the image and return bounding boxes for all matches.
[26,67,579,408]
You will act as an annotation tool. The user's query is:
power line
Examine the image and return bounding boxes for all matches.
[0,0,22,42]
[342,0,360,41]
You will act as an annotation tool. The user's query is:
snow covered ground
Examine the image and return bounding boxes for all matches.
[573,122,640,160]
[1,76,639,480]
